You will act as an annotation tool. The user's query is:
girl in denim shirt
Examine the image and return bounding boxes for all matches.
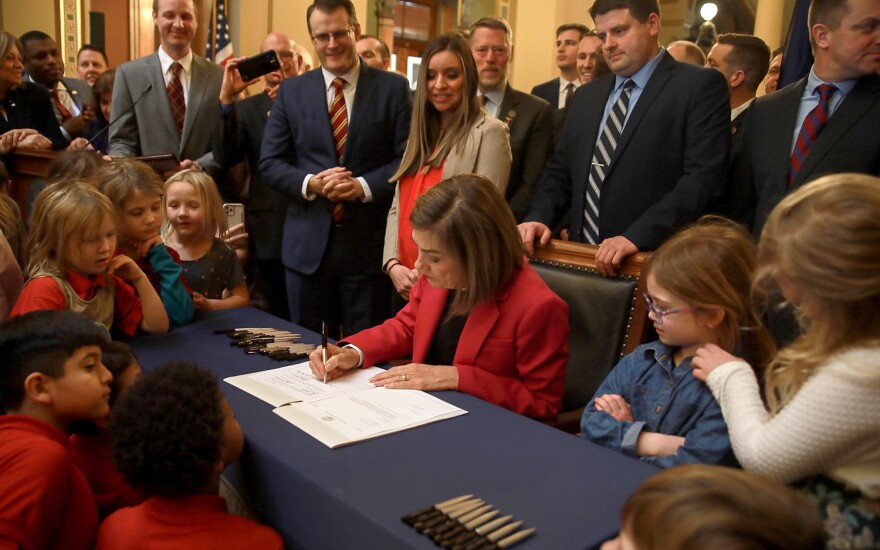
[581,217,774,468]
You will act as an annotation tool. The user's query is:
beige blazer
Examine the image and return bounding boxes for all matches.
[383,113,512,267]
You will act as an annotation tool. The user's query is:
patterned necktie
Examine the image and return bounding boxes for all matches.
[50,89,73,122]
[788,83,836,187]
[583,79,635,245]
[167,61,186,135]
[329,77,348,223]
[564,82,575,108]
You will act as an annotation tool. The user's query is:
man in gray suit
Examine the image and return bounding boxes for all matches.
[109,0,223,175]
[470,16,554,222]
[19,30,95,143]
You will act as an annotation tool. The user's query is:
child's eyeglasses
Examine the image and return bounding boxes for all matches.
[643,293,697,325]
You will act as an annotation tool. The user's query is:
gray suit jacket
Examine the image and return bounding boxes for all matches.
[383,112,511,266]
[109,52,223,175]
[22,73,94,138]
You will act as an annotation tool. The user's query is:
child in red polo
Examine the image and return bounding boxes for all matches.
[69,341,145,518]
[0,310,111,550]
[97,362,283,549]
[10,181,168,336]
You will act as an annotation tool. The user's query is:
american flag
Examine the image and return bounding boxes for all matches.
[206,0,234,65]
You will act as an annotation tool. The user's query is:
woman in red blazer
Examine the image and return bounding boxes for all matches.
[309,174,568,419]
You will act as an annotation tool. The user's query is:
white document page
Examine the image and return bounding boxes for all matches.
[274,387,467,448]
[225,361,383,407]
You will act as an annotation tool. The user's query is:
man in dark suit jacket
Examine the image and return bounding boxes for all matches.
[520,0,729,277]
[530,23,589,109]
[215,32,302,320]
[733,0,880,237]
[705,33,770,216]
[19,31,95,143]
[109,0,223,176]
[469,17,554,222]
[260,0,411,336]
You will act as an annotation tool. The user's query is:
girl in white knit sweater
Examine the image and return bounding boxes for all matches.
[692,173,880,548]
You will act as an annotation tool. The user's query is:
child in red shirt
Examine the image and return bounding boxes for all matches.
[10,181,169,336]
[69,341,145,518]
[0,310,112,550]
[98,361,283,549]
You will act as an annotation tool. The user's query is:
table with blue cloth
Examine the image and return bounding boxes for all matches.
[129,307,659,550]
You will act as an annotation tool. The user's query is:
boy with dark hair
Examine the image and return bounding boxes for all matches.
[98,361,283,549]
[70,341,145,518]
[0,310,111,549]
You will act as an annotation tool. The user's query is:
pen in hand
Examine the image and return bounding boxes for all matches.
[321,321,328,384]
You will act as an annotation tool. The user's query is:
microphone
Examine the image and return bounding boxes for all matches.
[86,83,152,150]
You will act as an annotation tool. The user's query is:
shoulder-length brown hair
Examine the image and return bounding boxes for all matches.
[410,174,523,317]
[647,216,775,370]
[390,33,481,181]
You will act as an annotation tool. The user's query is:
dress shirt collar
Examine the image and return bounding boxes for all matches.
[322,61,361,92]
[158,48,193,77]
[480,85,506,118]
[806,66,857,98]
[66,270,109,298]
[614,47,665,93]
[731,98,753,122]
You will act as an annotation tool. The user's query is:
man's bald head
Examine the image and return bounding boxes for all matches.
[261,31,300,86]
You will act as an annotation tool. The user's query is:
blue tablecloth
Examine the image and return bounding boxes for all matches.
[130,307,659,550]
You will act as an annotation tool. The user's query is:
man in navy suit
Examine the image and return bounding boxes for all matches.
[733,0,880,237]
[530,23,589,109]
[260,0,411,336]
[520,0,729,276]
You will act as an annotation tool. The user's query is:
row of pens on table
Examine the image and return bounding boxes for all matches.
[403,494,536,549]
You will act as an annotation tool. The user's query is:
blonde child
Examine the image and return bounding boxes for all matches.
[162,169,249,311]
[581,217,774,468]
[693,174,880,544]
[10,181,169,335]
[96,159,194,326]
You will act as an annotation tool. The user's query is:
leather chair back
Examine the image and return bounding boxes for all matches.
[530,240,649,430]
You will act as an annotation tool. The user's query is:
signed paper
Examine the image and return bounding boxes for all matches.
[225,361,383,407]
[225,362,467,448]
[274,388,466,448]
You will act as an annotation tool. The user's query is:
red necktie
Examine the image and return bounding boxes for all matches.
[788,83,836,187]
[167,61,186,135]
[50,89,73,122]
[329,77,348,223]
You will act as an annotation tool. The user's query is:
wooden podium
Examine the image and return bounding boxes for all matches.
[5,148,57,220]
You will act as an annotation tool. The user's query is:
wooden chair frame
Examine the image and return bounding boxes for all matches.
[530,239,650,432]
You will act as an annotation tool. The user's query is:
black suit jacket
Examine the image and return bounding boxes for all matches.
[526,52,730,250]
[214,92,287,261]
[259,64,412,276]
[734,73,880,236]
[0,83,66,150]
[531,78,560,108]
[496,84,554,221]
[712,105,749,217]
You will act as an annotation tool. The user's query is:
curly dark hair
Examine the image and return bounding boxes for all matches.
[110,361,225,498]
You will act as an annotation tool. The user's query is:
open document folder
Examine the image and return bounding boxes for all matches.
[225,362,466,448]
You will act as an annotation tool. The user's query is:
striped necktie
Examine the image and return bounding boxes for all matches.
[167,61,186,135]
[583,79,635,245]
[329,78,348,223]
[788,83,836,187]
